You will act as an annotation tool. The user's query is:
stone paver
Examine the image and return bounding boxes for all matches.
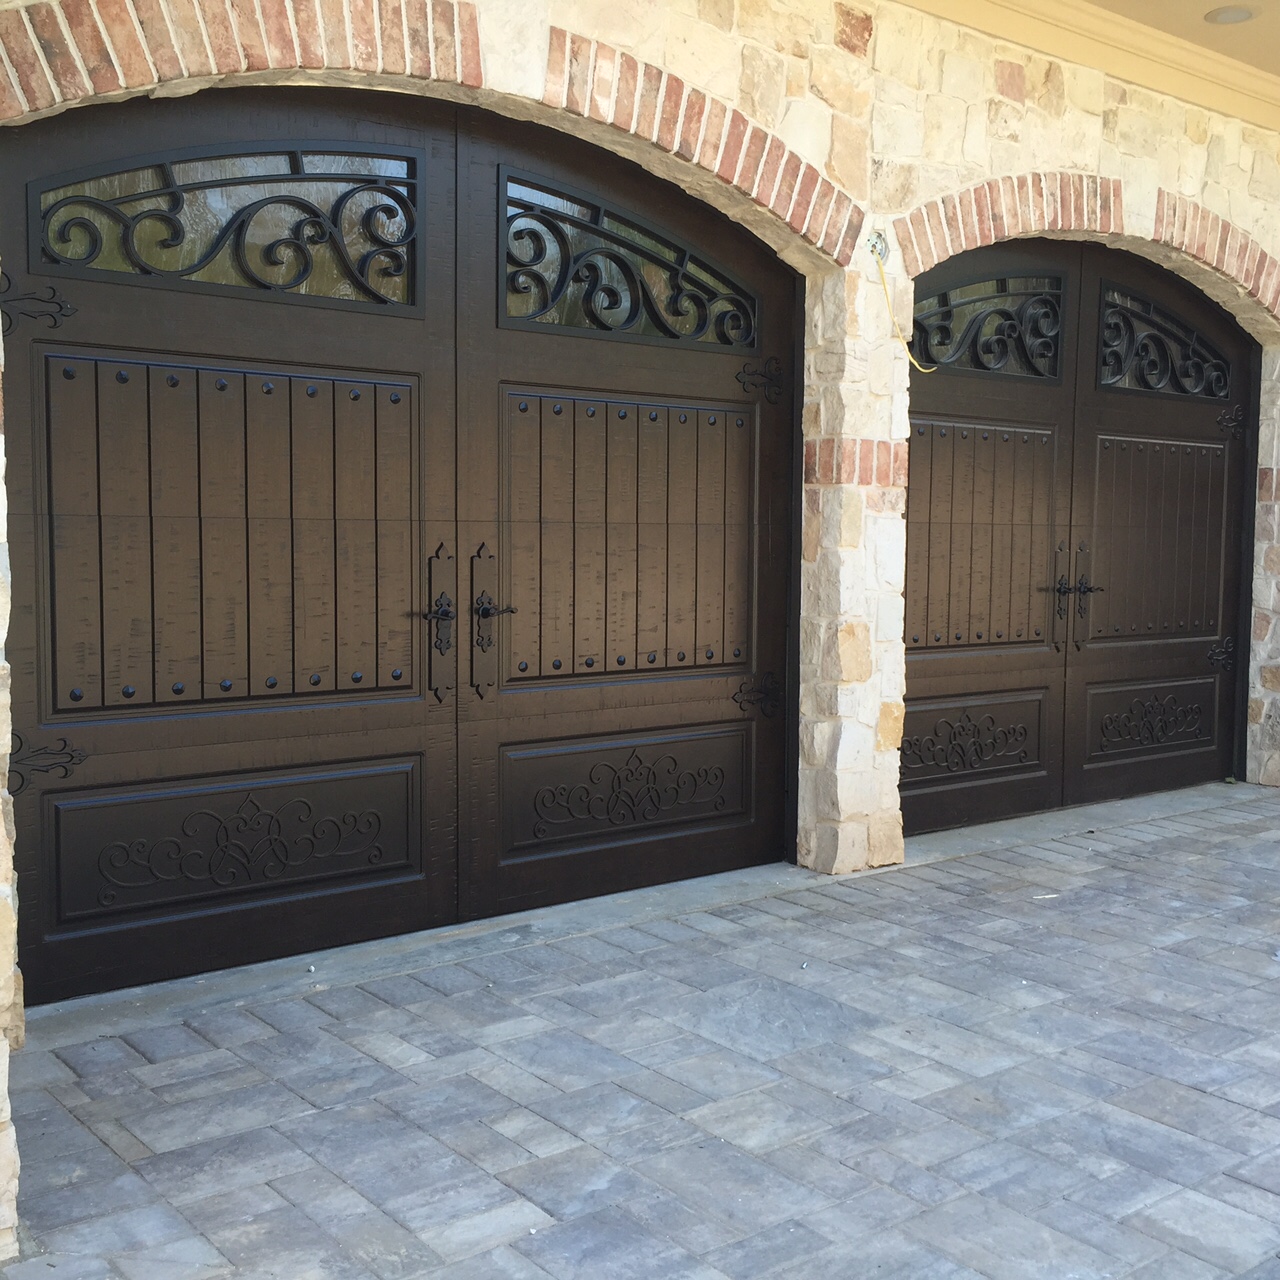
[9,781,1280,1277]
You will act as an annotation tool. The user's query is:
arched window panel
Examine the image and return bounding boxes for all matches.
[1099,285,1230,399]
[32,146,421,310]
[911,275,1063,379]
[503,170,757,349]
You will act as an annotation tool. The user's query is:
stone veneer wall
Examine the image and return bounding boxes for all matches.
[0,0,1278,1253]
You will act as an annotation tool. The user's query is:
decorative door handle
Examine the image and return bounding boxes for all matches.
[423,592,455,656]
[474,593,517,620]
[1075,575,1104,619]
[1054,575,1075,620]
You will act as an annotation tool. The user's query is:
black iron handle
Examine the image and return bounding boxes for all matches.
[474,592,517,620]
[423,599,456,621]
[1055,575,1075,620]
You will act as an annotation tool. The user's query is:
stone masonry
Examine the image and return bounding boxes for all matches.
[0,0,1277,1257]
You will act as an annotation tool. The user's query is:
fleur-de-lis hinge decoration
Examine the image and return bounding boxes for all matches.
[8,732,88,795]
[733,672,782,717]
[736,356,784,404]
[1207,637,1236,672]
[1216,404,1246,442]
[0,271,77,337]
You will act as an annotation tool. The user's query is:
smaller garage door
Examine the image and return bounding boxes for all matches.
[902,242,1258,834]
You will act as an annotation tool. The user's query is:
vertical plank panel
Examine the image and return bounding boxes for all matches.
[334,380,378,690]
[1156,442,1179,636]
[723,407,751,664]
[666,406,698,667]
[540,395,574,677]
[199,369,248,700]
[1028,431,1052,642]
[573,398,606,673]
[245,372,294,696]
[376,383,414,689]
[695,408,726,666]
[636,404,669,670]
[925,424,953,648]
[149,365,202,703]
[1090,440,1115,638]
[947,425,974,646]
[98,361,153,706]
[606,401,638,672]
[1007,428,1035,643]
[905,423,932,650]
[1114,439,1137,636]
[47,356,104,710]
[1182,445,1203,634]
[291,377,336,693]
[504,393,541,680]
[988,429,1012,644]
[1205,443,1228,631]
[969,427,994,644]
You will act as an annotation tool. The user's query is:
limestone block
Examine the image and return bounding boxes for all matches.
[810,45,871,118]
[778,96,833,163]
[1250,149,1280,203]
[1261,665,1280,692]
[876,700,904,751]
[697,0,733,32]
[480,0,550,100]
[872,98,925,160]
[739,43,786,126]
[834,3,873,59]
[799,819,870,874]
[664,21,742,100]
[868,809,904,866]
[923,94,966,163]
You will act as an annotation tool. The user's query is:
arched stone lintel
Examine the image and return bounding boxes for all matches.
[0,1,865,268]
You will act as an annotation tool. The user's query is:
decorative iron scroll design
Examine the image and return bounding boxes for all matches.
[733,672,781,718]
[911,275,1062,378]
[96,791,383,907]
[1099,286,1229,398]
[737,357,783,404]
[900,711,1031,772]
[505,174,756,347]
[0,271,77,336]
[37,147,417,307]
[533,749,726,838]
[1099,694,1204,752]
[8,733,87,796]
[1207,637,1236,672]
[1217,404,1246,441]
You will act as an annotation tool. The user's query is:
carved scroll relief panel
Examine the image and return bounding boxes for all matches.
[1084,678,1217,764]
[53,758,419,923]
[899,693,1045,790]
[500,725,750,860]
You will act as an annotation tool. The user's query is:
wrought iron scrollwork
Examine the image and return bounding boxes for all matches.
[38,148,417,307]
[1207,637,1236,672]
[8,733,87,796]
[533,749,726,838]
[1099,286,1229,399]
[96,791,383,907]
[1217,404,1246,441]
[736,357,783,404]
[505,174,756,347]
[733,672,781,718]
[1099,694,1204,752]
[0,271,77,336]
[911,275,1062,378]
[900,712,1030,773]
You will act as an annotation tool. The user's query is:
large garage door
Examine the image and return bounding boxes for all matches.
[902,242,1257,834]
[0,91,798,1001]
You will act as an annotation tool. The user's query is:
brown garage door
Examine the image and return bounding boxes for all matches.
[0,90,798,1002]
[901,241,1258,834]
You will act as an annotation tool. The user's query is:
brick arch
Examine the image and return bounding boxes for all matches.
[893,172,1280,324]
[0,2,864,265]
[892,172,1126,279]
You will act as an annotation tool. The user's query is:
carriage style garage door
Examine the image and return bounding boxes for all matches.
[0,91,798,1002]
[902,242,1259,834]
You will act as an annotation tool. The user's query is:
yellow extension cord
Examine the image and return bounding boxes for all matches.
[871,241,936,375]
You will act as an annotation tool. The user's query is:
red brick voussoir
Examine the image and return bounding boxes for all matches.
[543,28,865,267]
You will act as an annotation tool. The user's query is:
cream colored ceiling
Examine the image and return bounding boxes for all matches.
[1096,0,1280,79]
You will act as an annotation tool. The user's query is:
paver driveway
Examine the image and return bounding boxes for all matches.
[10,782,1280,1278]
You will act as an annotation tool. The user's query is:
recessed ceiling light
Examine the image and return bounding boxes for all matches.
[1204,5,1255,22]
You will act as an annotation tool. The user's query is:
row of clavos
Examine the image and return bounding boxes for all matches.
[916,426,1047,443]
[513,647,746,673]
[910,629,1041,643]
[516,401,748,429]
[61,367,404,404]
[65,670,406,701]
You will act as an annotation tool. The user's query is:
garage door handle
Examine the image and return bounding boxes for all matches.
[475,593,517,620]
